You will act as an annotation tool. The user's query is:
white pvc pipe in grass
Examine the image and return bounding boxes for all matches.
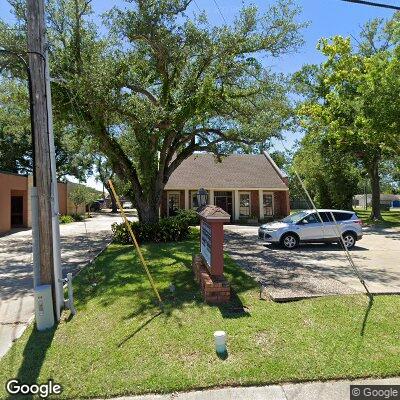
[214,331,227,353]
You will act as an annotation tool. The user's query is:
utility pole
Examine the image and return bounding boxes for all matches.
[27,0,55,305]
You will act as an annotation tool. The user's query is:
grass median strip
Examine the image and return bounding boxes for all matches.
[355,210,400,228]
[1,230,400,399]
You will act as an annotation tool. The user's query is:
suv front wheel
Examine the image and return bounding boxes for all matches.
[342,232,356,249]
[281,233,299,250]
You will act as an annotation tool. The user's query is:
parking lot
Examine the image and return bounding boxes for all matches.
[224,225,400,301]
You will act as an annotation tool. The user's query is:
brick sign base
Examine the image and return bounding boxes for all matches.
[192,254,230,304]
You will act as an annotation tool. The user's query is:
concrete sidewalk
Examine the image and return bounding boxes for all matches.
[102,377,400,400]
[0,212,126,358]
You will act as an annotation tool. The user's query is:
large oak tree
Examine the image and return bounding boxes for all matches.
[1,0,305,222]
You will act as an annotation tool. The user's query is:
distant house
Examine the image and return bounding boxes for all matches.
[161,152,290,222]
[353,193,400,209]
[0,171,87,234]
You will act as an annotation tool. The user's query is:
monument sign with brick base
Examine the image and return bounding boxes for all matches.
[192,205,231,304]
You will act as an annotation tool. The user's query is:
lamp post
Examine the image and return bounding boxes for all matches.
[196,188,208,208]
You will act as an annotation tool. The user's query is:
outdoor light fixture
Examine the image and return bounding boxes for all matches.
[197,188,208,207]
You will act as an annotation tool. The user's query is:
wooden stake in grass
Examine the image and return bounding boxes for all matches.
[108,180,163,308]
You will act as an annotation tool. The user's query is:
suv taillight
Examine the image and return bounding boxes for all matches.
[354,219,363,225]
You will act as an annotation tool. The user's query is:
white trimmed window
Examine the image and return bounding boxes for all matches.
[239,192,251,217]
[263,192,274,216]
[190,190,199,209]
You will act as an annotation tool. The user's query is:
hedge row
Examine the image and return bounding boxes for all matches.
[111,209,199,244]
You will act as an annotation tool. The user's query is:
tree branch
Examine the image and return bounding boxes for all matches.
[125,83,160,106]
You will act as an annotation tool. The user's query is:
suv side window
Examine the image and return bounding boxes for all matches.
[333,212,352,221]
[302,213,320,224]
[319,212,332,222]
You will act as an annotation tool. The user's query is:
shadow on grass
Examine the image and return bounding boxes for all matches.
[216,350,229,360]
[360,295,374,337]
[7,325,56,400]
[118,311,163,348]
[218,289,251,319]
[72,233,258,320]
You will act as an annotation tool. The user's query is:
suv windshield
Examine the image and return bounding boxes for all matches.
[281,211,310,224]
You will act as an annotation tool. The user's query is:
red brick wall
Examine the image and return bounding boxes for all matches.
[58,182,67,215]
[250,190,259,219]
[284,190,290,215]
[274,191,290,218]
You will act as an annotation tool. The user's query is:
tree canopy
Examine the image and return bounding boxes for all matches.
[0,0,307,223]
[0,0,305,222]
[294,15,400,219]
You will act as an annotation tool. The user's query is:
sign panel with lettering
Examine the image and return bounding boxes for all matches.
[201,221,212,269]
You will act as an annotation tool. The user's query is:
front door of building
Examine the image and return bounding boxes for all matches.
[11,196,24,227]
[214,191,233,220]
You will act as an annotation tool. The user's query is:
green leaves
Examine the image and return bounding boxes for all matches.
[0,0,306,222]
[0,79,31,173]
[294,14,400,217]
[68,184,99,208]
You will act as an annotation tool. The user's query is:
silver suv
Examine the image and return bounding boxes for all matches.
[258,209,363,249]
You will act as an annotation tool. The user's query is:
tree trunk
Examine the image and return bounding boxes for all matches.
[109,191,118,213]
[133,180,164,224]
[104,181,118,213]
[368,158,382,220]
[137,200,160,224]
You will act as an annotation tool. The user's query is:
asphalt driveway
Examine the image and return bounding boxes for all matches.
[0,212,126,358]
[224,225,400,301]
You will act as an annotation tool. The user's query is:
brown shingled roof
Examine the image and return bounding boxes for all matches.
[165,153,288,190]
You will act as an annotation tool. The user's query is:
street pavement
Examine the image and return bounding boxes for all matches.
[0,212,125,358]
[224,224,400,301]
[98,377,400,400]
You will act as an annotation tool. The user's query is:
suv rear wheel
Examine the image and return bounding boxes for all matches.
[342,232,356,249]
[281,233,299,250]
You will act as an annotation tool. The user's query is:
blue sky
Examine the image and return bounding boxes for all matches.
[0,0,396,74]
[0,0,397,188]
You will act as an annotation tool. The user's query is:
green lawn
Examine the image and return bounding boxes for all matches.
[1,231,400,399]
[355,209,400,228]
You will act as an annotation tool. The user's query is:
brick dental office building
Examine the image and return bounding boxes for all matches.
[0,171,86,234]
[161,152,290,222]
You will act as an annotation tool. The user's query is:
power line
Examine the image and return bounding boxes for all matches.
[212,0,227,24]
[341,0,400,10]
[193,0,202,13]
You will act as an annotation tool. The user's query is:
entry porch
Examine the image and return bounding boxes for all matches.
[160,189,290,222]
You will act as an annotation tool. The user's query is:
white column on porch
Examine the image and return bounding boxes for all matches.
[258,189,264,220]
[234,189,240,221]
[209,189,214,205]
[184,189,189,210]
